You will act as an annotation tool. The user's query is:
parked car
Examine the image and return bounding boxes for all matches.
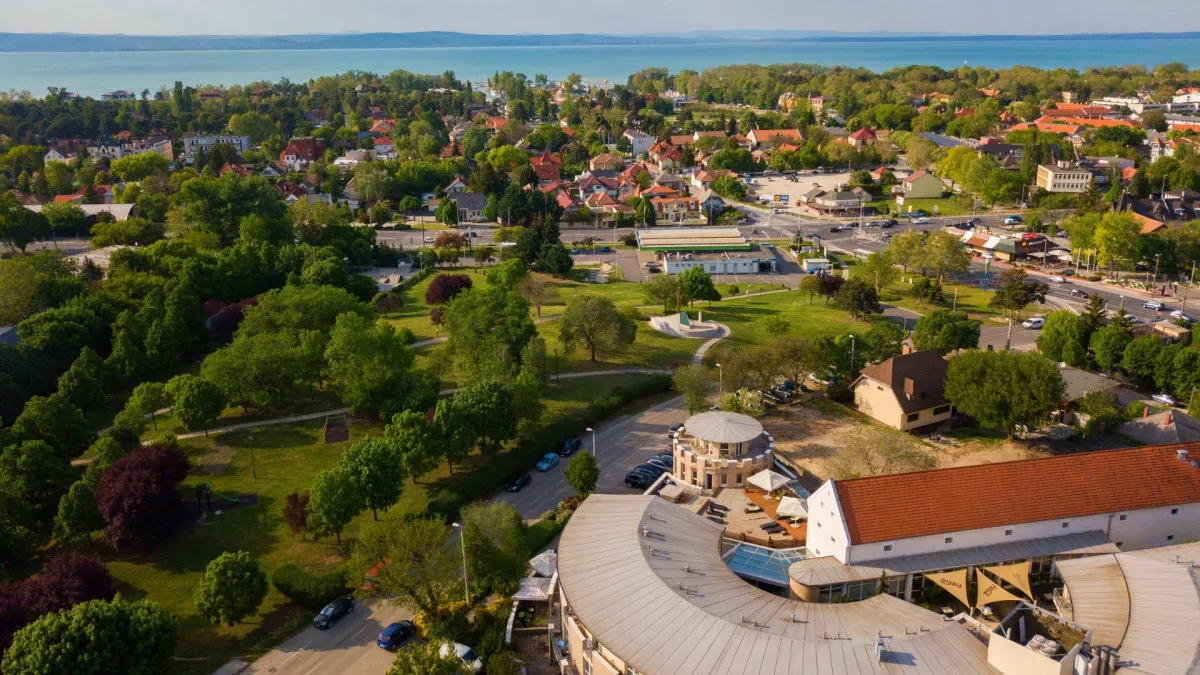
[807,372,833,386]
[913,217,930,225]
[625,471,655,489]
[1056,230,1069,238]
[1048,275,1067,283]
[1060,268,1076,276]
[440,642,484,673]
[780,379,797,392]
[1171,311,1195,322]
[1004,215,1023,225]
[762,390,781,403]
[535,452,560,472]
[644,457,672,472]
[1022,317,1045,330]
[377,621,416,650]
[1152,393,1178,405]
[600,246,611,253]
[1143,300,1165,310]
[1134,263,1149,272]
[313,596,354,629]
[560,437,582,456]
[570,248,581,254]
[504,472,531,493]
[629,465,665,481]
[866,221,881,227]
[668,422,683,437]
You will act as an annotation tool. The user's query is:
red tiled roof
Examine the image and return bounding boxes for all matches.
[849,127,877,141]
[835,442,1200,545]
[533,163,560,182]
[1033,116,1138,129]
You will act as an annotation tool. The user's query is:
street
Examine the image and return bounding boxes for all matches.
[495,396,685,519]
[242,599,413,675]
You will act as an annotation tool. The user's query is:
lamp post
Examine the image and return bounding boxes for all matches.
[450,522,470,605]
[1153,253,1162,288]
[247,432,257,480]
[716,363,723,394]
[586,427,596,456]
[848,335,857,374]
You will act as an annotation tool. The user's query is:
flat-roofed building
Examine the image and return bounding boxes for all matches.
[635,227,751,252]
[1037,164,1092,193]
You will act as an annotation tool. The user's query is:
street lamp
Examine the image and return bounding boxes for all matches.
[450,522,470,605]
[715,363,723,393]
[585,427,596,456]
[247,432,257,480]
[848,334,857,374]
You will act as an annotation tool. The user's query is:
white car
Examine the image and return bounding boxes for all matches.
[1152,393,1178,406]
[1047,275,1067,283]
[1143,300,1164,310]
[913,217,931,224]
[1022,318,1045,329]
[440,642,483,672]
[423,236,435,243]
[1169,309,1194,322]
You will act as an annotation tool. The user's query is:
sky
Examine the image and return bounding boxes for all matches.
[5,0,1200,36]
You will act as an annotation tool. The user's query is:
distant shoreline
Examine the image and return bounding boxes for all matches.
[2,30,1199,53]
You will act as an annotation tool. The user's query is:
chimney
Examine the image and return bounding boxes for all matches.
[904,378,915,399]
[1144,407,1151,418]
[901,344,912,355]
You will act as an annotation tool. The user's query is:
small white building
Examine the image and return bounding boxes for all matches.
[622,129,655,156]
[661,250,774,275]
[802,258,833,273]
[182,134,251,163]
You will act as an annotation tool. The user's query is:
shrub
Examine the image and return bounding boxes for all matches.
[425,274,473,305]
[270,564,349,611]
[525,518,563,553]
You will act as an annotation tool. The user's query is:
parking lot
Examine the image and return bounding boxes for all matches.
[746,171,854,213]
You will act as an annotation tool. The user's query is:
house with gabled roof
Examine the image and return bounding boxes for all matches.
[746,128,802,148]
[852,348,951,431]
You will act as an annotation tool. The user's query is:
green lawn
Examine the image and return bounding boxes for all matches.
[107,374,667,674]
[868,196,975,217]
[697,291,862,364]
[882,278,999,320]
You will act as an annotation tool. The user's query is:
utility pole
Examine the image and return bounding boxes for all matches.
[1005,318,1013,351]
[953,287,958,313]
[848,335,856,374]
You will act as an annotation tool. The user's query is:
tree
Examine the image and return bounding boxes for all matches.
[565,451,600,496]
[1090,325,1132,373]
[717,388,766,418]
[372,292,398,317]
[860,251,900,294]
[989,268,1046,318]
[912,311,981,355]
[828,426,936,479]
[559,295,636,361]
[325,313,435,418]
[455,380,518,454]
[53,481,103,545]
[307,468,360,545]
[921,230,972,282]
[677,266,721,306]
[944,350,1066,437]
[764,315,791,335]
[485,258,526,289]
[862,320,906,363]
[515,274,553,318]
[0,259,40,325]
[1037,311,1087,366]
[109,152,170,181]
[227,111,278,144]
[0,440,72,523]
[386,411,440,484]
[1,598,177,675]
[353,514,460,617]
[0,198,51,252]
[168,374,226,436]
[460,501,528,596]
[386,641,470,675]
[12,394,90,462]
[431,398,474,474]
[673,364,715,415]
[886,230,925,272]
[282,492,310,537]
[1078,293,1109,339]
[771,335,821,385]
[195,550,268,626]
[834,277,882,319]
[93,444,189,550]
[643,274,681,312]
[126,382,170,430]
[1121,336,1163,388]
[339,437,405,520]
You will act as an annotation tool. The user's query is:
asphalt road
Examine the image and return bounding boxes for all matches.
[494,396,686,520]
[243,599,414,675]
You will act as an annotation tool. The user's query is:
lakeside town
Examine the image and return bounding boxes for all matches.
[2,61,1200,675]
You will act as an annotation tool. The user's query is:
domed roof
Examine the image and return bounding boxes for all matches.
[683,411,763,444]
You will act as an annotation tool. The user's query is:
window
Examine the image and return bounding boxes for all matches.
[1172,508,1179,515]
[1115,542,1124,547]
[906,412,920,423]
[1005,529,1013,536]
[720,474,728,487]
[735,473,743,486]
[883,545,892,552]
[1061,522,1070,528]
[1168,535,1175,541]
[945,537,954,544]
[584,661,592,675]
[1119,514,1127,521]
[933,405,951,415]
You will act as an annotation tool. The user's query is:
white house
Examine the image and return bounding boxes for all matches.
[182,134,251,163]
[622,129,655,156]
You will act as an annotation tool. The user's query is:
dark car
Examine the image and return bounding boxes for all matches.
[668,422,684,438]
[313,596,354,629]
[625,471,655,489]
[630,464,665,481]
[504,472,531,493]
[644,457,672,472]
[377,620,416,650]
[560,437,582,457]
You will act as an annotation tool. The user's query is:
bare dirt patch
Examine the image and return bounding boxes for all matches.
[767,400,868,481]
[192,445,235,475]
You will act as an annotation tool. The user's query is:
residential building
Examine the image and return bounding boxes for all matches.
[1121,410,1200,446]
[87,141,126,161]
[622,128,655,155]
[746,128,802,148]
[851,348,952,431]
[588,153,625,172]
[898,170,944,200]
[43,141,81,164]
[799,188,869,215]
[182,134,250,163]
[1036,164,1092,193]
[279,137,326,171]
[649,196,700,222]
[847,127,877,148]
[443,176,469,194]
[101,90,136,101]
[447,192,489,222]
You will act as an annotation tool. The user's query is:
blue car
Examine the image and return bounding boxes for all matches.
[376,621,415,650]
[535,452,560,471]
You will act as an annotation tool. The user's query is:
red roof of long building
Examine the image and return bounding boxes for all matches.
[834,442,1200,544]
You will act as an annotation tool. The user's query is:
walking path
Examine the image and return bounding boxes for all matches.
[692,323,730,364]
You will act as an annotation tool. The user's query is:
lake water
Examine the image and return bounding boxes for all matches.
[3,37,1200,97]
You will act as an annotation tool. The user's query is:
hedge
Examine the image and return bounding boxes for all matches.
[424,375,671,520]
[525,518,564,554]
[271,564,350,611]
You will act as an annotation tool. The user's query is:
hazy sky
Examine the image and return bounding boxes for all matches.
[7,0,1200,35]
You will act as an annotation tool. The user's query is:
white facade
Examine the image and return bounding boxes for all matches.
[622,129,654,156]
[806,479,1200,565]
[182,134,251,163]
[663,255,771,275]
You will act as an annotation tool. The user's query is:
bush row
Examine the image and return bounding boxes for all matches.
[425,375,671,521]
[271,564,350,611]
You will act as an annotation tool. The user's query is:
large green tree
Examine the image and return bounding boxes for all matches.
[1037,311,1087,366]
[1089,325,1132,373]
[195,550,268,626]
[912,310,981,355]
[324,312,435,418]
[385,411,440,484]
[944,350,1065,437]
[166,374,226,437]
[442,288,538,381]
[677,267,721,306]
[673,364,716,414]
[564,451,600,497]
[454,380,518,455]
[559,295,636,362]
[339,437,405,520]
[353,514,461,617]
[307,467,361,545]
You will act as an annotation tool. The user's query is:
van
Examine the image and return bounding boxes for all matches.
[1005,215,1023,225]
[1022,318,1045,330]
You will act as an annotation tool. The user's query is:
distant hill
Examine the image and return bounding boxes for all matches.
[1,30,1198,52]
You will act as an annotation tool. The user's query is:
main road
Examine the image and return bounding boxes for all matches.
[241,600,413,675]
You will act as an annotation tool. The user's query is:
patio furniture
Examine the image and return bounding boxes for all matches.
[744,505,764,514]
[706,515,726,525]
[708,502,729,513]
